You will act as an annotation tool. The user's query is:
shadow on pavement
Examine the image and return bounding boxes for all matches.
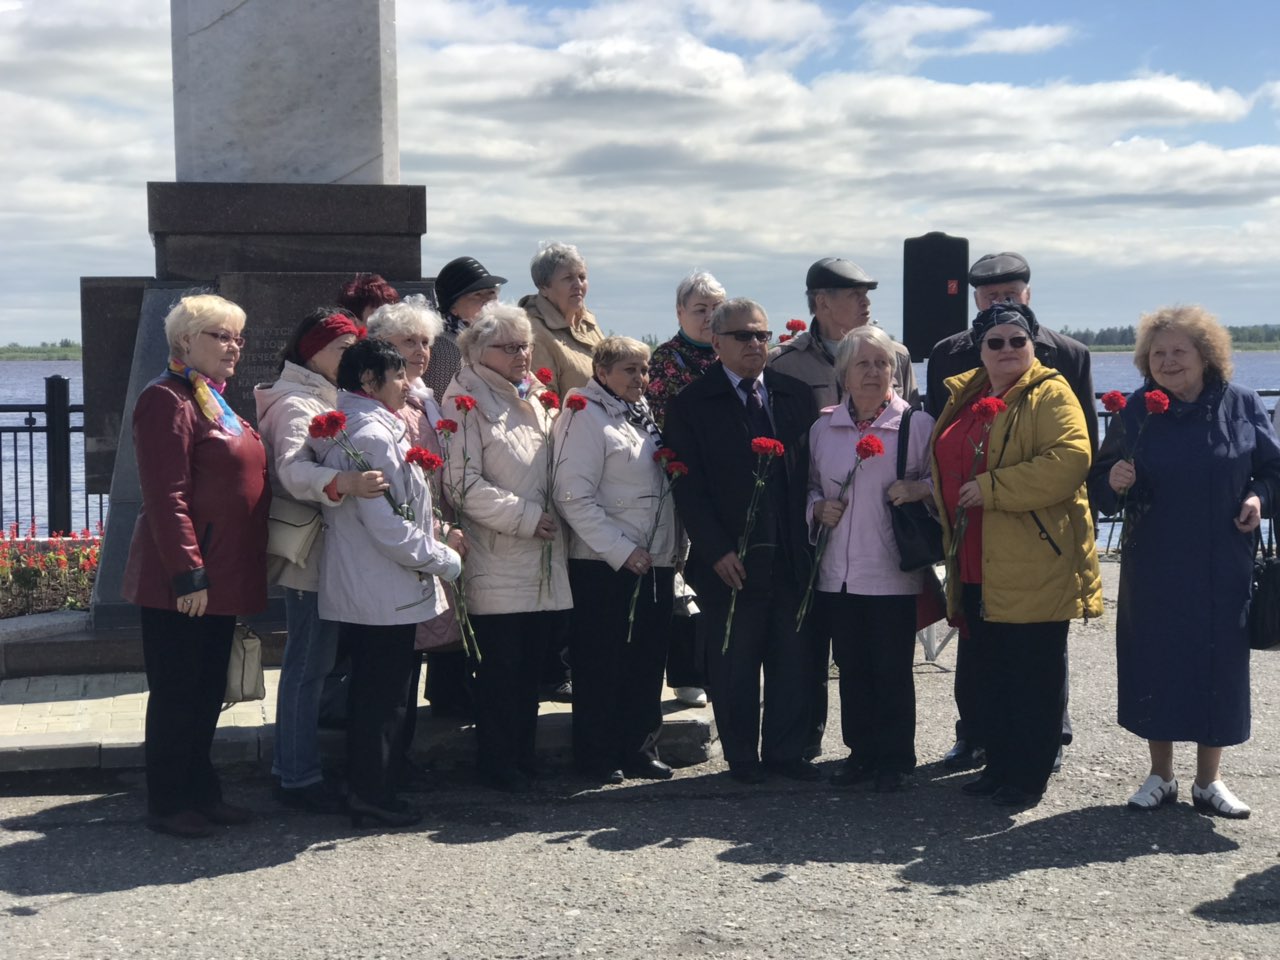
[1192,864,1280,925]
[0,762,1242,901]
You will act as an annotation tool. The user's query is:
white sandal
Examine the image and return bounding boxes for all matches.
[1126,774,1178,811]
[1192,780,1251,819]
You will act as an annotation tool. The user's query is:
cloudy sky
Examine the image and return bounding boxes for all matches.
[3,0,1279,346]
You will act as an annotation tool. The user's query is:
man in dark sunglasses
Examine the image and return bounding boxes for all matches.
[923,251,1094,774]
[664,299,822,785]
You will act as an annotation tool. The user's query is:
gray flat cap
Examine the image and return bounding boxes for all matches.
[806,257,878,291]
[968,252,1030,288]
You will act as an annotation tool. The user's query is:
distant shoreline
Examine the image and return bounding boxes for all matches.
[1089,343,1280,353]
[0,349,82,361]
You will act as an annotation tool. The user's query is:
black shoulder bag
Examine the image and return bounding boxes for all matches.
[889,407,944,572]
[1249,523,1280,651]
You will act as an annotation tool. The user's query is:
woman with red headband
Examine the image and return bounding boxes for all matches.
[254,307,390,815]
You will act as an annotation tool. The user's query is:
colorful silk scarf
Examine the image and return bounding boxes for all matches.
[168,358,242,436]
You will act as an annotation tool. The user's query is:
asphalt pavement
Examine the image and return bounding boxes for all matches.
[2,560,1279,960]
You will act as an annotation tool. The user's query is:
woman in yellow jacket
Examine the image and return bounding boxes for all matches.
[931,302,1102,808]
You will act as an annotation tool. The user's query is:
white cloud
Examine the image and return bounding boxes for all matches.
[850,3,1074,68]
[0,0,1278,344]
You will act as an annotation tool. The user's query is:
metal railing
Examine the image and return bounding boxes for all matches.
[0,376,108,536]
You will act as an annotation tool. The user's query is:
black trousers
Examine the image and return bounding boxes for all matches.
[568,560,673,771]
[141,607,235,817]
[955,621,1073,747]
[471,610,560,776]
[425,648,472,716]
[820,591,918,774]
[961,585,1067,795]
[342,622,418,805]
[664,612,704,689]
[698,569,812,765]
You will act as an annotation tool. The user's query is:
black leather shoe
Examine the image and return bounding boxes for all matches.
[991,786,1042,808]
[765,759,823,782]
[874,771,906,793]
[943,740,986,771]
[961,773,1001,796]
[728,762,767,785]
[623,757,673,780]
[577,765,624,785]
[830,760,875,788]
[197,801,254,826]
[348,795,422,828]
[275,781,347,815]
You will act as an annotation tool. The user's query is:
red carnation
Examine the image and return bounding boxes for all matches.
[666,460,689,478]
[566,394,588,412]
[454,395,477,412]
[786,319,807,333]
[971,396,1008,423]
[653,447,677,464]
[1101,390,1127,414]
[1145,390,1170,415]
[535,367,554,385]
[309,410,347,439]
[435,418,458,435]
[539,391,561,411]
[750,437,785,458]
[406,446,443,472]
[778,334,793,343]
[855,435,886,460]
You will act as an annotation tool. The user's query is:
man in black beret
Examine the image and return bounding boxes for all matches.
[768,258,919,762]
[924,251,1093,772]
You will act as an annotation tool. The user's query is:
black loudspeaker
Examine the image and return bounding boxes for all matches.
[902,232,970,362]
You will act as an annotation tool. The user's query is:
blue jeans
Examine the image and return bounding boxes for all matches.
[272,589,340,788]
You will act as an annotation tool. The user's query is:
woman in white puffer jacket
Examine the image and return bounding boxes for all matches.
[554,336,679,785]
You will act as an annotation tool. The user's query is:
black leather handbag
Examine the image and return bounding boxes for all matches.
[1249,525,1280,651]
[889,407,944,572]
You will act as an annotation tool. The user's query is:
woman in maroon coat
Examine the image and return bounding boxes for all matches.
[122,294,270,838]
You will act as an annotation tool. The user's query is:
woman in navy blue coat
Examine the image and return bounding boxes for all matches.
[1090,305,1280,819]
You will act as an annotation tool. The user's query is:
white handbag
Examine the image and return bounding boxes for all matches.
[266,497,323,567]
[223,624,266,706]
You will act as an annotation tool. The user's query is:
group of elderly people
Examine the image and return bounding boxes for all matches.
[125,243,1279,838]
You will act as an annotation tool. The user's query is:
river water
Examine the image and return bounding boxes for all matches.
[4,354,1280,534]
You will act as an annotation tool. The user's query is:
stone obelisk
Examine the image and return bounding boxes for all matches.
[85,0,429,631]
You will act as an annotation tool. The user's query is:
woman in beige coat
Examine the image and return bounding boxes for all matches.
[442,303,572,792]
[520,242,603,395]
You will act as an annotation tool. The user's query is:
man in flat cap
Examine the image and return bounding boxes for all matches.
[423,256,507,396]
[924,251,1093,773]
[768,258,919,760]
[771,259,919,412]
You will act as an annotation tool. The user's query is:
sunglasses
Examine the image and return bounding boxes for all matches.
[983,335,1029,351]
[723,331,772,343]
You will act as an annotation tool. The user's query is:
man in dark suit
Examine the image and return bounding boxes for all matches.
[925,251,1094,771]
[664,298,822,784]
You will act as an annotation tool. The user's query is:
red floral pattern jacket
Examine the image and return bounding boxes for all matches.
[646,333,717,430]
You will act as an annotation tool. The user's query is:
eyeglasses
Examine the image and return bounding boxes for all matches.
[983,336,1029,351]
[487,342,532,355]
[723,331,772,343]
[202,330,245,348]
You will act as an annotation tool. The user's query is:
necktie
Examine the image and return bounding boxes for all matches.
[738,378,774,438]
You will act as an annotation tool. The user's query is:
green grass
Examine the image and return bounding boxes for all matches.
[0,345,82,360]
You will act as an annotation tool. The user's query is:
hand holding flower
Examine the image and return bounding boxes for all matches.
[535,512,560,540]
[956,479,984,509]
[1109,459,1137,494]
[814,499,846,528]
[713,551,746,590]
[446,526,467,557]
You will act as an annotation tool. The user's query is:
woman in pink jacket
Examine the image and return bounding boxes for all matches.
[807,325,934,793]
